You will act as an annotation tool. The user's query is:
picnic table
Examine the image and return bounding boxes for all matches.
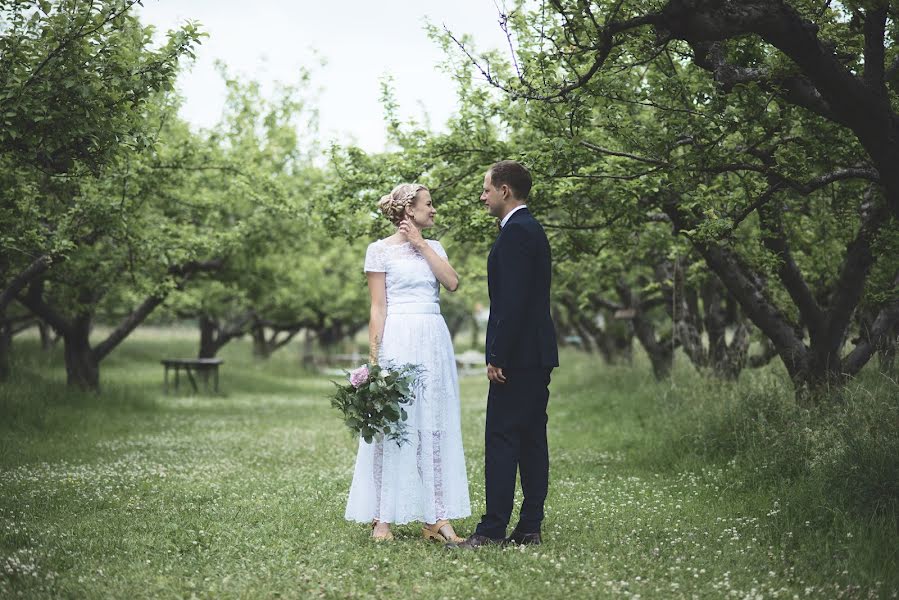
[161,358,224,394]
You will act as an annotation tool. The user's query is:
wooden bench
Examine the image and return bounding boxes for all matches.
[161,358,224,394]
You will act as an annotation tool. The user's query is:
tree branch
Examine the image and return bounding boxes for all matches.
[843,289,899,376]
[168,258,225,278]
[220,310,257,341]
[660,0,899,218]
[0,253,55,312]
[781,166,880,194]
[93,258,225,361]
[757,199,825,339]
[862,5,888,95]
[818,194,890,367]
[588,293,623,312]
[688,40,848,126]
[689,41,770,92]
[16,280,70,335]
[271,328,301,352]
[93,293,167,361]
[579,140,669,166]
[723,166,879,237]
[444,10,658,102]
[727,182,784,233]
[886,54,899,88]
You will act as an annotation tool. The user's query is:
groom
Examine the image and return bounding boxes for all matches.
[455,160,559,549]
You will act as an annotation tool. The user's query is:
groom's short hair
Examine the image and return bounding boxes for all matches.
[489,160,532,200]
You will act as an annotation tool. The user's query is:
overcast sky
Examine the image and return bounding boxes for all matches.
[136,1,508,153]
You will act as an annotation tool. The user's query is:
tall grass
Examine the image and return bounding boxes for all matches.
[650,367,899,525]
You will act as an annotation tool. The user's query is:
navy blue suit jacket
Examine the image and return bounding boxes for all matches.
[486,207,559,369]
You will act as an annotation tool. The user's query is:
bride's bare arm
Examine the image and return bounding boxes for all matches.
[367,272,387,364]
[417,243,459,292]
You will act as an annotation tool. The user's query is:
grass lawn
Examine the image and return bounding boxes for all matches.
[1,328,896,598]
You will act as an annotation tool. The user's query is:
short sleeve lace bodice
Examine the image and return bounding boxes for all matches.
[363,239,447,306]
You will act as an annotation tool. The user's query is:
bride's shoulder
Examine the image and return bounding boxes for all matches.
[368,238,397,251]
[364,239,387,258]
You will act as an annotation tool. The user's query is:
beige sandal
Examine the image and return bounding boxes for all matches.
[422,519,463,543]
[371,520,394,542]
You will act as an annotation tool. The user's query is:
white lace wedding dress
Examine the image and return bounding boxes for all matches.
[344,239,471,524]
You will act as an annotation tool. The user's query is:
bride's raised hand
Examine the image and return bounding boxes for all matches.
[399,216,425,249]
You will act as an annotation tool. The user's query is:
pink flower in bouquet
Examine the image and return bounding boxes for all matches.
[349,365,370,389]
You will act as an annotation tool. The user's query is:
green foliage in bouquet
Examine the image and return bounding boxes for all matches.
[330,362,423,445]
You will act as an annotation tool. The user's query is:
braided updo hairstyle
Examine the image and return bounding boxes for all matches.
[377,183,427,226]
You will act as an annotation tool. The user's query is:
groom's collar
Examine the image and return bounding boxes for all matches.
[500,204,528,228]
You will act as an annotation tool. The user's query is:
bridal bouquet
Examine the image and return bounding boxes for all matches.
[330,362,423,445]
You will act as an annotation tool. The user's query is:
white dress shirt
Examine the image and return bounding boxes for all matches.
[500,204,528,228]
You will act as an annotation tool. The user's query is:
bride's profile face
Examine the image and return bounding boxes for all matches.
[406,190,436,228]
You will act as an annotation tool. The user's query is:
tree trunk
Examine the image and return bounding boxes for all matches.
[700,277,751,380]
[317,323,344,349]
[445,313,466,343]
[38,319,54,350]
[644,334,674,380]
[302,329,316,370]
[582,311,635,365]
[0,313,11,381]
[749,338,778,369]
[702,277,728,368]
[63,315,99,391]
[617,282,674,380]
[879,321,897,376]
[570,315,595,354]
[718,322,751,380]
[252,324,272,359]
[198,310,257,360]
[198,315,220,359]
[656,258,706,369]
[613,324,635,364]
[592,309,635,365]
[607,325,634,365]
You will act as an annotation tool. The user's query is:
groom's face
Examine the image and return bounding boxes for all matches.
[481,173,507,219]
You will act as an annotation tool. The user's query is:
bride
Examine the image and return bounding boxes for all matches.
[344,183,471,542]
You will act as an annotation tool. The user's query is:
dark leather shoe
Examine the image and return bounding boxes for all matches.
[445,533,504,550]
[504,528,542,546]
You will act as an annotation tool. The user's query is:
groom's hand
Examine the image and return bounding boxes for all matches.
[486,363,506,384]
